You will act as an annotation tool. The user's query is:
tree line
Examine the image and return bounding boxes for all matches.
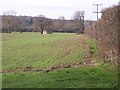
[2,10,92,34]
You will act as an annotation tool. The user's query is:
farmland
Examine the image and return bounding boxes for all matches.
[2,33,118,88]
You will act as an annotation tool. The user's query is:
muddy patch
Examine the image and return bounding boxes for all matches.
[2,60,99,73]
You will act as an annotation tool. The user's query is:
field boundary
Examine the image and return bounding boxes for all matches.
[2,60,99,73]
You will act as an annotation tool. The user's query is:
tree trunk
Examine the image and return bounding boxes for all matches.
[41,27,43,34]
[8,27,11,33]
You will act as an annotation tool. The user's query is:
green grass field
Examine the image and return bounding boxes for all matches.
[2,32,118,88]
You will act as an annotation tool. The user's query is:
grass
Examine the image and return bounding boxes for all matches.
[2,32,84,70]
[3,64,118,88]
[2,32,118,88]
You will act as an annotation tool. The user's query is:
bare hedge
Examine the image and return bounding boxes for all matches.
[85,5,119,64]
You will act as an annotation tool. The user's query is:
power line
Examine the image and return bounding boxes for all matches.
[93,4,102,20]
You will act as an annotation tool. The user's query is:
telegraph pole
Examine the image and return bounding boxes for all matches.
[93,4,102,20]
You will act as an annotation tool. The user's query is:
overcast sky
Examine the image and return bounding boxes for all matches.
[0,0,119,20]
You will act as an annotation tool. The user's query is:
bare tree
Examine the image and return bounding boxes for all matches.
[58,16,65,20]
[2,10,17,33]
[17,17,26,33]
[58,16,65,31]
[3,10,16,16]
[36,15,51,34]
[73,11,85,34]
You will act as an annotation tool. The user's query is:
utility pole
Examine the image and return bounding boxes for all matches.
[93,4,102,20]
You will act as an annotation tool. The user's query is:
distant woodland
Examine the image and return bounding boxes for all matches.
[2,11,94,34]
